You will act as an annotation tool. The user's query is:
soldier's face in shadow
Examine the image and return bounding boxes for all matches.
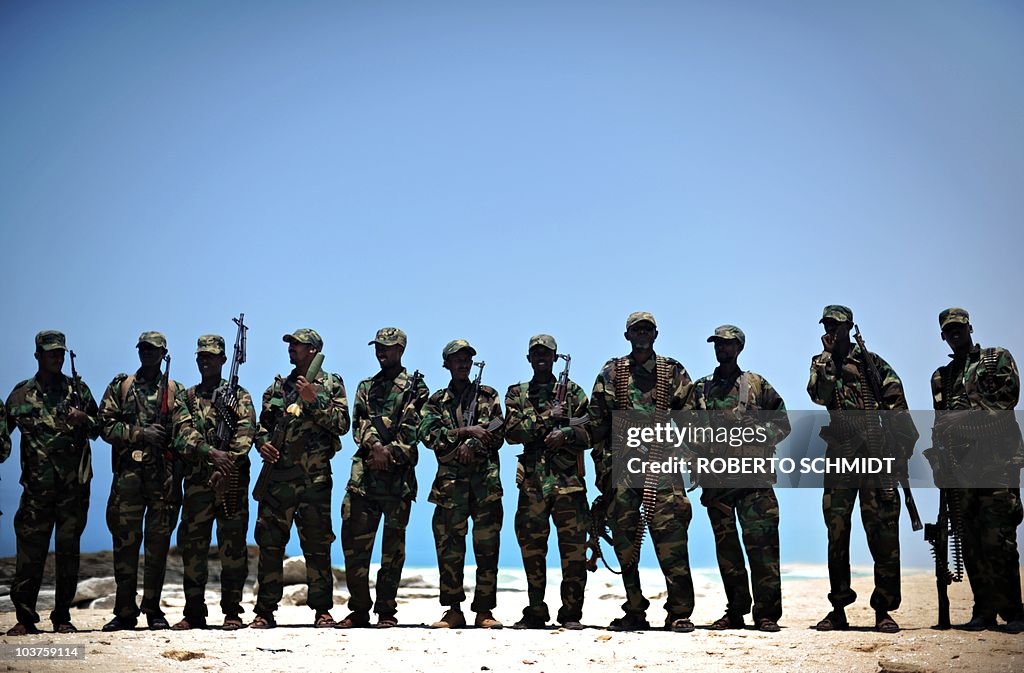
[624,322,657,352]
[821,319,851,344]
[196,352,226,380]
[35,348,65,376]
[137,343,166,369]
[527,346,555,378]
[375,343,404,370]
[941,323,973,352]
[444,350,474,383]
[713,339,743,366]
[288,341,317,371]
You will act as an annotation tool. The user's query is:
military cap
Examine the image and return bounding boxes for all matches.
[939,307,970,329]
[137,331,167,349]
[528,334,558,352]
[282,328,323,350]
[626,311,657,330]
[35,330,67,352]
[196,334,226,355]
[369,327,407,348]
[819,305,853,324]
[442,339,477,359]
[707,324,746,346]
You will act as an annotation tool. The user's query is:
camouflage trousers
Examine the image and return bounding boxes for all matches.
[254,478,335,615]
[11,482,90,625]
[340,492,411,618]
[514,486,588,623]
[106,468,182,619]
[609,486,694,620]
[701,487,781,622]
[823,487,900,612]
[956,488,1024,622]
[432,491,503,612]
[177,472,250,622]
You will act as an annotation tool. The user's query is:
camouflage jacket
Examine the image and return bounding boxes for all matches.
[419,382,505,506]
[931,344,1020,411]
[588,352,695,491]
[505,376,589,497]
[6,373,100,490]
[0,399,11,464]
[182,380,257,484]
[693,368,791,447]
[348,368,429,500]
[99,369,200,473]
[255,368,349,483]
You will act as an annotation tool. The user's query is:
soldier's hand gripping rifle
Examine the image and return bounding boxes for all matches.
[208,313,247,515]
[547,353,589,474]
[364,370,424,469]
[56,349,93,484]
[252,352,324,505]
[454,361,503,462]
[853,325,923,531]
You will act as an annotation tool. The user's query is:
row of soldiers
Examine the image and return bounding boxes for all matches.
[1,306,1022,635]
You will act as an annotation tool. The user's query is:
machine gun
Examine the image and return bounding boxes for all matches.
[853,325,922,531]
[209,313,247,515]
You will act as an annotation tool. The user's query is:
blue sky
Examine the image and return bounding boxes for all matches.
[1,1,1022,570]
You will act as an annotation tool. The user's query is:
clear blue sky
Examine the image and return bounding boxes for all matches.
[2,1,1022,570]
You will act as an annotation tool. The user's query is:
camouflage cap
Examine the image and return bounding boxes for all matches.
[282,328,323,350]
[625,311,657,330]
[369,327,407,348]
[707,324,746,346]
[819,305,853,324]
[196,334,226,355]
[528,334,557,352]
[939,307,970,329]
[442,338,477,359]
[35,330,67,352]
[137,331,167,349]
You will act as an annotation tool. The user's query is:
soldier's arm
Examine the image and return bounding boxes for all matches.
[255,381,279,450]
[99,376,143,447]
[79,382,102,441]
[562,382,591,449]
[479,388,504,450]
[304,373,350,437]
[587,367,614,445]
[229,387,258,457]
[759,377,792,445]
[671,363,696,410]
[418,393,459,454]
[874,355,920,454]
[987,349,1021,409]
[171,383,213,459]
[390,378,430,465]
[503,384,543,446]
[352,380,377,451]
[807,353,838,407]
[0,397,11,463]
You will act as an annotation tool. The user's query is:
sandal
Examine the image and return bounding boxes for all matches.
[250,614,276,629]
[171,618,205,631]
[53,622,78,634]
[335,612,370,629]
[6,622,41,636]
[814,610,849,632]
[375,616,398,629]
[669,618,695,633]
[314,612,337,628]
[222,616,245,631]
[875,613,900,634]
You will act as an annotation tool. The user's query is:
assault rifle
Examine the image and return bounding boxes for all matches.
[209,313,247,515]
[458,361,503,457]
[253,352,324,506]
[549,353,589,474]
[153,354,174,496]
[363,369,424,467]
[853,326,922,531]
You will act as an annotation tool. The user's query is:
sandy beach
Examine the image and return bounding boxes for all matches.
[1,552,1022,673]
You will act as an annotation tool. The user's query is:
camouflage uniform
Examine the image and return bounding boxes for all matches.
[930,308,1024,624]
[419,340,505,614]
[808,306,917,615]
[99,332,202,622]
[589,313,697,625]
[5,331,99,628]
[505,335,590,626]
[693,325,790,626]
[343,328,429,620]
[254,329,349,618]
[178,335,257,625]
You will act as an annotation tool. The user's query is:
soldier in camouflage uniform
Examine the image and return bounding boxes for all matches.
[419,339,505,629]
[4,331,99,636]
[251,328,349,629]
[505,335,590,630]
[99,331,202,631]
[930,307,1024,633]
[171,335,257,631]
[692,325,790,633]
[588,311,697,632]
[808,305,918,633]
[338,327,429,629]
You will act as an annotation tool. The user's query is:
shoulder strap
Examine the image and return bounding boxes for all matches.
[119,375,136,406]
[736,372,750,413]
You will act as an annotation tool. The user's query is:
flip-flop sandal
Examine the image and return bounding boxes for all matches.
[314,613,338,628]
[6,623,41,636]
[876,615,900,634]
[814,613,849,631]
[222,617,245,631]
[375,616,398,629]
[250,614,276,629]
[54,623,78,634]
[335,612,370,629]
